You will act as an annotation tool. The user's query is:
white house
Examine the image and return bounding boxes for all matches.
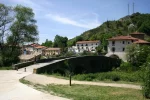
[106,32,150,61]
[68,40,100,53]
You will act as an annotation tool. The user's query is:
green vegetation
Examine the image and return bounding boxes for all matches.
[0,3,38,67]
[43,84,146,100]
[72,71,141,83]
[68,13,150,51]
[20,78,146,100]
[0,67,13,70]
[41,39,53,47]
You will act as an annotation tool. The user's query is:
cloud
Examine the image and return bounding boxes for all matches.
[46,14,101,29]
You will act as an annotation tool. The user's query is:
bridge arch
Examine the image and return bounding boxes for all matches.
[109,54,120,59]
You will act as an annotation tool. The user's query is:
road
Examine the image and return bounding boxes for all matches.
[0,64,69,100]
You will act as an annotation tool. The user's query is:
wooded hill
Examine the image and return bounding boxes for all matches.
[67,12,150,48]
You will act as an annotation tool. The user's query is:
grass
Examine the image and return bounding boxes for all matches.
[20,78,148,100]
[41,71,142,85]
[44,84,148,100]
[0,66,13,70]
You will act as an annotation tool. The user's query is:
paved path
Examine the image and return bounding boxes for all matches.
[25,74,142,90]
[0,70,69,100]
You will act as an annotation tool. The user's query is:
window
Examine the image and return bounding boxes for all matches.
[85,44,88,46]
[128,42,130,44]
[81,44,83,46]
[122,41,125,44]
[112,47,115,52]
[96,43,97,45]
[131,40,134,42]
[112,41,115,46]
[82,47,83,49]
[122,48,125,51]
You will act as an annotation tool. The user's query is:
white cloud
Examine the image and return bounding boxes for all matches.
[46,14,101,29]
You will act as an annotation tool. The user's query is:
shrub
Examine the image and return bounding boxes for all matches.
[142,66,150,99]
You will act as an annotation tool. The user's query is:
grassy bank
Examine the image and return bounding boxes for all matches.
[0,66,13,70]
[20,78,147,100]
[42,71,142,84]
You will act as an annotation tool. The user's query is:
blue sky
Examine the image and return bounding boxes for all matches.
[1,0,150,44]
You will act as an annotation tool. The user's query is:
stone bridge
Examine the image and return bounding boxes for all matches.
[33,56,121,75]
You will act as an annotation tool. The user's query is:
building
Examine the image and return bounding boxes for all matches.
[44,48,61,56]
[106,32,150,61]
[34,45,47,55]
[23,43,40,54]
[68,40,100,53]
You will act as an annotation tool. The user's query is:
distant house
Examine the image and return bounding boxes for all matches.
[23,43,40,54]
[68,40,100,53]
[44,48,61,56]
[106,32,150,61]
[34,45,47,55]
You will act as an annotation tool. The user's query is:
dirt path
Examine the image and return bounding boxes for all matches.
[0,70,69,100]
[25,74,142,90]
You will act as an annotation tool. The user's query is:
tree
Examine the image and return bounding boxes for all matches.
[42,39,53,47]
[53,35,68,52]
[0,4,38,67]
[126,44,150,67]
[141,55,150,99]
[9,5,38,45]
[138,20,150,35]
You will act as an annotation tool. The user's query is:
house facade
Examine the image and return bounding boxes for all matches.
[106,32,150,61]
[44,48,61,56]
[68,40,100,53]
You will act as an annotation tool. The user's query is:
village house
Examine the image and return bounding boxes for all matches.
[68,40,100,53]
[106,32,150,61]
[44,48,61,56]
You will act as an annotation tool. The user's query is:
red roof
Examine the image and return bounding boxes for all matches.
[30,43,40,47]
[76,40,99,44]
[133,39,150,44]
[45,48,61,51]
[108,36,138,41]
[130,32,145,35]
[35,46,47,49]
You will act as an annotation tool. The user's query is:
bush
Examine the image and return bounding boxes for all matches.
[141,63,150,99]
[72,71,141,83]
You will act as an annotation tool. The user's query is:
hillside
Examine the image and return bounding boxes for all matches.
[67,12,150,48]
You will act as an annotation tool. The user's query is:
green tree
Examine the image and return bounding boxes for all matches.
[42,39,53,47]
[53,35,68,52]
[126,44,150,67]
[138,20,150,36]
[9,5,38,45]
[0,4,38,67]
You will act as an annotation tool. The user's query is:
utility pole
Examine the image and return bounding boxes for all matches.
[128,3,130,15]
[133,3,134,14]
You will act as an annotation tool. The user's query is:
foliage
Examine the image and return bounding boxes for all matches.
[67,36,83,47]
[119,61,136,72]
[0,3,38,67]
[72,71,141,83]
[53,35,68,52]
[126,44,150,67]
[140,55,150,99]
[68,12,150,48]
[41,39,53,47]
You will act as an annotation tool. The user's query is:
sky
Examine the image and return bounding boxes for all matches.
[1,0,150,44]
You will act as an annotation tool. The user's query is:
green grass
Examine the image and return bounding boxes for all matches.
[19,78,32,85]
[43,84,148,100]
[0,66,13,70]
[20,78,148,100]
[41,71,142,85]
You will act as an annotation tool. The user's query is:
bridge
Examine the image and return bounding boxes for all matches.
[18,56,121,75]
